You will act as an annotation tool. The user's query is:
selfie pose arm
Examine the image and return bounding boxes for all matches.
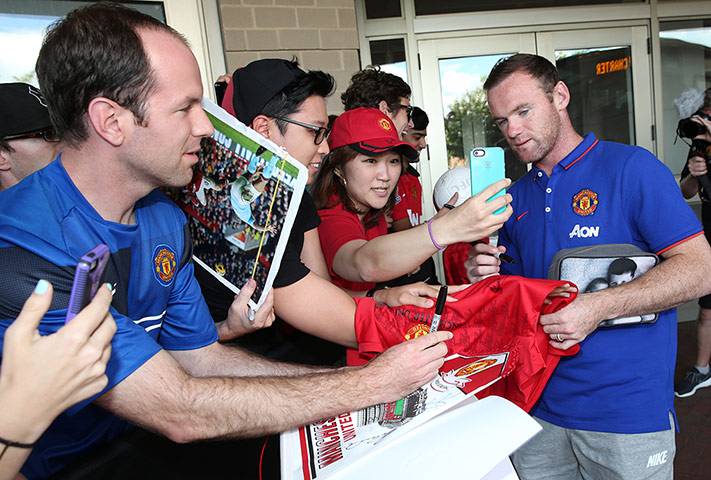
[330,179,512,284]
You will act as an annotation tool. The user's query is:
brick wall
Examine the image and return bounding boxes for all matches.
[218,0,360,115]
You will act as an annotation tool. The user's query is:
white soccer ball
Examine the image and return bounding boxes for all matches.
[433,166,471,210]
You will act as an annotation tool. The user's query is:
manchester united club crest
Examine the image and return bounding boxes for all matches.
[404,324,429,341]
[572,189,598,216]
[378,118,392,131]
[153,244,177,286]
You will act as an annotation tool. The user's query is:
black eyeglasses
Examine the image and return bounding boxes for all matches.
[271,116,330,145]
[398,104,414,120]
[2,128,60,143]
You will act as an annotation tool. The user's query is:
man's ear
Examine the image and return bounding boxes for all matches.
[0,148,11,172]
[86,97,130,146]
[378,100,392,116]
[252,115,271,139]
[552,81,571,111]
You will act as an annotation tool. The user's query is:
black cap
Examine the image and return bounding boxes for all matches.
[0,83,53,139]
[220,59,306,125]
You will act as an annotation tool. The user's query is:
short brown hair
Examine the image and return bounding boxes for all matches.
[341,66,411,117]
[36,2,187,147]
[484,54,559,98]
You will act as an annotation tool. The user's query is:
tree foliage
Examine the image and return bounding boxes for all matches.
[13,70,37,84]
[444,86,501,166]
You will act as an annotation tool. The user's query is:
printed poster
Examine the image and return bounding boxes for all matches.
[294,352,509,479]
[165,98,307,309]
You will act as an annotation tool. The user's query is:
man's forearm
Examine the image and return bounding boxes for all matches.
[97,328,451,444]
[177,367,380,440]
[96,352,373,442]
[170,342,329,378]
[590,234,711,319]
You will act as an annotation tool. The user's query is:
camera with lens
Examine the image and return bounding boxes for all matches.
[677,112,711,139]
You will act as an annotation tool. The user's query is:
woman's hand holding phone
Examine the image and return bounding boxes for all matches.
[0,280,116,446]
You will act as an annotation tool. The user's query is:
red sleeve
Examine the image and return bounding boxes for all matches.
[443,242,474,284]
[353,297,388,356]
[317,206,367,275]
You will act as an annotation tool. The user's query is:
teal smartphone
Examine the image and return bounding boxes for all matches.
[470,147,506,214]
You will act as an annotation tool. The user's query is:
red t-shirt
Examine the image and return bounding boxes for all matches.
[443,242,474,285]
[318,202,387,292]
[352,275,581,412]
[392,168,422,227]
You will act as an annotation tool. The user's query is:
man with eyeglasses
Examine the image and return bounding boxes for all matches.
[0,83,61,191]
[196,59,444,365]
[341,66,415,137]
[196,59,338,362]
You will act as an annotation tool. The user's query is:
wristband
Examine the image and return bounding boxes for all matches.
[427,218,445,250]
[365,288,377,298]
[0,435,37,449]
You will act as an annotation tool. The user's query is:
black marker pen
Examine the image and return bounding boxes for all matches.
[471,240,516,264]
[429,285,448,333]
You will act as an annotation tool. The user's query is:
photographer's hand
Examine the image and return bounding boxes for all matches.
[688,155,707,177]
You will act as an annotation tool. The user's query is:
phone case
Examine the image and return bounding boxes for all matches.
[214,81,228,107]
[470,147,506,214]
[66,244,110,322]
[548,244,659,327]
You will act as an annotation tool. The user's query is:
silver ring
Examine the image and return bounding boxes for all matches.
[555,333,562,342]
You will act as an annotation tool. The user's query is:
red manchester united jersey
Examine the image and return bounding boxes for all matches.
[353,275,580,411]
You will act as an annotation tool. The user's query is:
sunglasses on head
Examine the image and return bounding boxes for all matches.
[2,127,60,143]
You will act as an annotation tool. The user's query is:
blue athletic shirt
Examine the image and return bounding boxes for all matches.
[0,156,218,478]
[499,133,702,434]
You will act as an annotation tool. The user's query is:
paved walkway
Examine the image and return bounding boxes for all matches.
[675,320,711,480]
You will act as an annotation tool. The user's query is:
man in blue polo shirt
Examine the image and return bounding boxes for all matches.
[465,54,711,479]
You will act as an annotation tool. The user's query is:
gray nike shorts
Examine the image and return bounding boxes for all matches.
[511,414,675,480]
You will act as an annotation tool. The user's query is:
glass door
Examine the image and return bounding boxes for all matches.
[417,26,653,220]
[417,33,536,216]
[537,27,653,151]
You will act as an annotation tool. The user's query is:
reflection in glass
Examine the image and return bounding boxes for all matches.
[660,19,711,175]
[438,54,527,182]
[415,0,644,16]
[556,47,635,146]
[370,38,408,83]
[365,0,402,19]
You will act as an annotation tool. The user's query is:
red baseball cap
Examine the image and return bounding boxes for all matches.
[329,107,417,160]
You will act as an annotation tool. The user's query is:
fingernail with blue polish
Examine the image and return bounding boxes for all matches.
[34,279,50,295]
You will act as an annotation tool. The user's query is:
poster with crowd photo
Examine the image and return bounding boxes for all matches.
[281,352,509,480]
[166,98,307,309]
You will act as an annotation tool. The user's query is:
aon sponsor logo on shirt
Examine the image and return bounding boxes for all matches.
[569,224,600,239]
